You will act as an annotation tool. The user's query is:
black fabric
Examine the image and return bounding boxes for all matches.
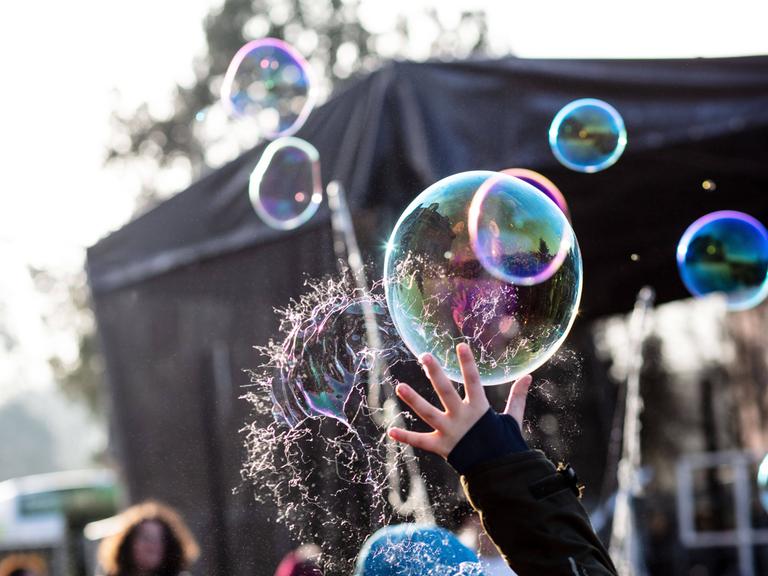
[462,450,618,575]
[85,55,768,576]
[88,55,768,319]
[447,408,528,475]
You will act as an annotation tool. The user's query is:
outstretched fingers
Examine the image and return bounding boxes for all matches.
[457,343,485,405]
[503,374,532,426]
[420,353,461,414]
[388,427,439,453]
[395,382,444,429]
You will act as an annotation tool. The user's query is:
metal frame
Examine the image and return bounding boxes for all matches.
[677,450,768,576]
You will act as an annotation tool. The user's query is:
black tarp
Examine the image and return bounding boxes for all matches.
[87,56,768,576]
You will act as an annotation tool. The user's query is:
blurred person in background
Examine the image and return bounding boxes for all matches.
[0,553,47,576]
[97,501,199,576]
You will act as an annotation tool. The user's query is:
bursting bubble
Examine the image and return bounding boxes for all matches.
[469,173,574,285]
[250,137,323,230]
[221,38,315,138]
[759,454,768,514]
[383,171,582,386]
[677,211,768,311]
[501,168,570,220]
[549,98,627,173]
[271,300,368,427]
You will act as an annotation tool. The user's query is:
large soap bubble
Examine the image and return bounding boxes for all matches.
[677,210,768,311]
[221,38,315,138]
[759,454,768,514]
[250,137,323,230]
[383,171,582,386]
[501,168,570,220]
[549,98,627,173]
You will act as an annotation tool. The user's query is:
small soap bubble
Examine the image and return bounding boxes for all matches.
[501,168,570,220]
[549,98,627,173]
[383,171,582,386]
[221,38,315,138]
[677,210,768,310]
[759,454,768,514]
[469,173,574,286]
[249,137,323,230]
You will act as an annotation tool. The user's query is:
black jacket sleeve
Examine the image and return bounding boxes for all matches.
[461,450,618,576]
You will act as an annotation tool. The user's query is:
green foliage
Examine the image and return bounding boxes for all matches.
[28,266,106,420]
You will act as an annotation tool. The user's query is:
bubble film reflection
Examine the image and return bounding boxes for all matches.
[677,211,768,310]
[249,137,322,230]
[501,168,570,220]
[469,173,574,285]
[549,98,627,173]
[384,171,582,386]
[221,38,315,138]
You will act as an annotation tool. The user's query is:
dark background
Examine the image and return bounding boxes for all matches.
[87,55,768,575]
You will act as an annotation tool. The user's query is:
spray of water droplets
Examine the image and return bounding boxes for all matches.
[241,269,584,573]
[241,272,436,573]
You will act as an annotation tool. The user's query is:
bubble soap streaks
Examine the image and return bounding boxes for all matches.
[548,98,627,173]
[249,137,323,230]
[676,210,768,311]
[242,273,416,574]
[384,171,582,386]
[221,38,316,138]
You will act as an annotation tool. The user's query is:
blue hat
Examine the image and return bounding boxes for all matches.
[354,524,484,576]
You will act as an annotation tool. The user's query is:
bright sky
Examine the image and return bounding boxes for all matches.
[0,0,766,461]
[1,0,766,274]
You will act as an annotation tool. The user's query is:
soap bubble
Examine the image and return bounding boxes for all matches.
[549,98,627,173]
[469,173,574,285]
[269,293,395,427]
[501,168,570,220]
[677,210,768,310]
[250,137,323,230]
[221,38,315,138]
[383,171,582,386]
[759,454,768,513]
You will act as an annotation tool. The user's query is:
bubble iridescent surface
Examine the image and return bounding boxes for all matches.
[383,171,582,386]
[469,173,574,286]
[548,98,627,173]
[501,168,570,220]
[270,295,396,426]
[221,38,315,138]
[759,454,768,514]
[249,137,323,230]
[677,211,768,311]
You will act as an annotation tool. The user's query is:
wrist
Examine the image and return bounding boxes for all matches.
[447,409,529,475]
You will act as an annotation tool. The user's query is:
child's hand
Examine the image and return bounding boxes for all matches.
[388,343,532,459]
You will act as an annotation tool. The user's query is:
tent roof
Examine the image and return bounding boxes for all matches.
[87,55,768,317]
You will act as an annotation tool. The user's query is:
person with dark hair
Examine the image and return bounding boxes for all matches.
[0,553,47,576]
[97,501,199,576]
[388,343,617,576]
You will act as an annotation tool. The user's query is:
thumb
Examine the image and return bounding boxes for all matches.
[503,374,532,426]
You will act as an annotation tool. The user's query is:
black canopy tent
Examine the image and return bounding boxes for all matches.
[87,56,768,576]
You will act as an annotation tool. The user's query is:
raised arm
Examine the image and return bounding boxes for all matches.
[389,343,617,576]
